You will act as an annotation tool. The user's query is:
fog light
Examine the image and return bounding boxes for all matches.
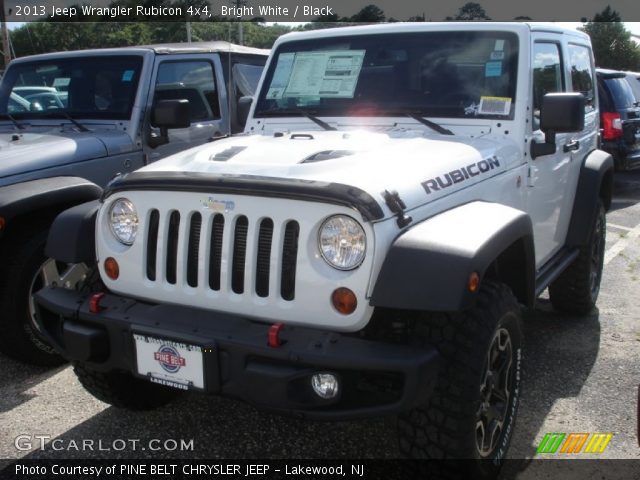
[311,373,339,399]
[104,257,119,280]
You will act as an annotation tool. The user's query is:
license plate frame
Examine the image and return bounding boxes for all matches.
[133,334,205,391]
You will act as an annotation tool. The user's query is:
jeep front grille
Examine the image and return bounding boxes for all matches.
[145,209,299,300]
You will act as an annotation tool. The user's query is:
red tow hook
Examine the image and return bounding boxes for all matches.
[268,322,284,348]
[89,292,106,313]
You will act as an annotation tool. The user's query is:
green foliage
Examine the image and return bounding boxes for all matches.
[350,5,386,22]
[446,2,491,21]
[581,7,640,71]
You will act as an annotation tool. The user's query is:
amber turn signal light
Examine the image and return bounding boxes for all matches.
[331,287,357,315]
[104,257,120,280]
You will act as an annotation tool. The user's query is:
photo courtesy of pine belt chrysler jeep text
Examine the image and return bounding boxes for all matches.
[0,42,268,365]
[33,23,613,478]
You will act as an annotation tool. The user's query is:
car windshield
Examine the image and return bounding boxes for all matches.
[255,31,518,120]
[0,55,143,120]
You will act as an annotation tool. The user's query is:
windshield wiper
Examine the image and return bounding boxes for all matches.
[259,108,337,131]
[0,113,26,130]
[40,111,90,132]
[376,109,454,135]
[407,113,454,136]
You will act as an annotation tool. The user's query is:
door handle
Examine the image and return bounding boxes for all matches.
[563,140,580,152]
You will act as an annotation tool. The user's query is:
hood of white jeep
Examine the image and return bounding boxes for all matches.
[140,130,519,218]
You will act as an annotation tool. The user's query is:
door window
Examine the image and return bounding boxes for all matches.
[532,42,563,129]
[568,44,596,113]
[153,61,220,124]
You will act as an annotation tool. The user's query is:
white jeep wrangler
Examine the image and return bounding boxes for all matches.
[35,23,613,475]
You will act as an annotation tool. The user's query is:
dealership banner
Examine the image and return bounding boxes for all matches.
[3,0,640,22]
[2,459,640,480]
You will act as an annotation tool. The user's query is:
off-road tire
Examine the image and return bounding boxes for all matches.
[0,226,64,366]
[74,363,180,410]
[397,282,522,479]
[549,200,606,315]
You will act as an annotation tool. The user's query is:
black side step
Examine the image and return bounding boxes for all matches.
[535,248,580,297]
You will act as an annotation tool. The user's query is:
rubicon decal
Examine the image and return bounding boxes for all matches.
[422,157,500,194]
[154,345,186,373]
[536,432,613,454]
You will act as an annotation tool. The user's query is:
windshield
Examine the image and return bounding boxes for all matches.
[255,31,518,120]
[0,55,143,120]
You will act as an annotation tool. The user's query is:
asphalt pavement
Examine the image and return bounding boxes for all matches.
[1,171,640,479]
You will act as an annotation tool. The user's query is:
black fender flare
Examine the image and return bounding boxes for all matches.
[565,149,614,247]
[370,201,535,312]
[0,177,102,238]
[45,200,100,264]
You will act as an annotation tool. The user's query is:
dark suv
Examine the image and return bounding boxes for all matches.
[596,68,640,170]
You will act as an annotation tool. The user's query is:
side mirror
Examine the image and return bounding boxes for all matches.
[237,96,253,127]
[540,93,585,133]
[148,99,191,149]
[531,93,585,159]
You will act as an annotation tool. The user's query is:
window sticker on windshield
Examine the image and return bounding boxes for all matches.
[282,50,365,99]
[478,96,511,116]
[266,53,295,99]
[122,70,134,82]
[494,39,505,51]
[490,51,505,61]
[485,62,502,77]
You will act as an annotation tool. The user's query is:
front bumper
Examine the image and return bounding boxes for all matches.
[35,287,439,420]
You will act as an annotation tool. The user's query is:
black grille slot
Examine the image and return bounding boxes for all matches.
[165,211,180,284]
[281,221,299,301]
[146,209,159,281]
[231,216,248,294]
[208,214,225,290]
[255,218,274,297]
[186,213,202,288]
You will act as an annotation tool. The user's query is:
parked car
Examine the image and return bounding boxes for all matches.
[36,23,612,475]
[596,68,640,170]
[0,42,268,366]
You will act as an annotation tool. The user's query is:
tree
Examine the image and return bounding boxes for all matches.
[446,2,490,21]
[350,4,385,22]
[581,6,640,70]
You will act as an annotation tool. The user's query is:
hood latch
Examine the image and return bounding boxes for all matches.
[382,190,412,228]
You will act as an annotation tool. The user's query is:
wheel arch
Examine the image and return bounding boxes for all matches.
[370,201,536,312]
[565,149,614,247]
[0,177,102,242]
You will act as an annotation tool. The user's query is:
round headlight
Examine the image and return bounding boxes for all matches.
[318,215,366,270]
[109,198,138,245]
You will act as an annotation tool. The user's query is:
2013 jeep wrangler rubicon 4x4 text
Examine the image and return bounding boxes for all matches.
[35,23,612,475]
[0,42,268,365]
